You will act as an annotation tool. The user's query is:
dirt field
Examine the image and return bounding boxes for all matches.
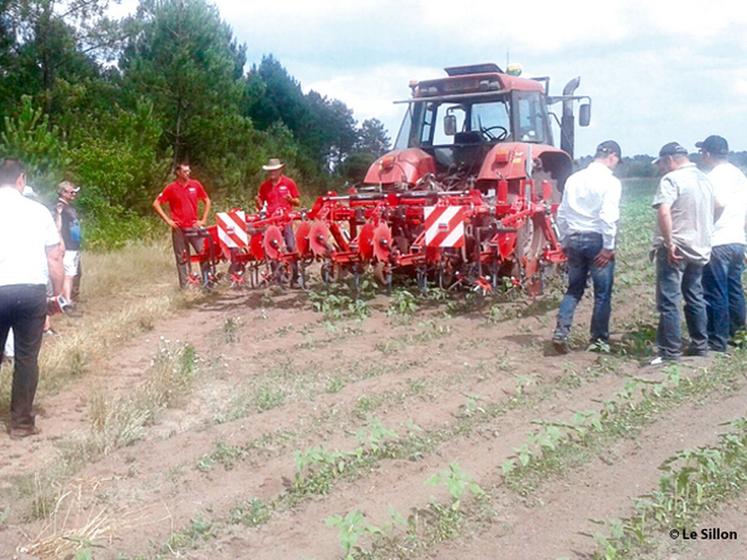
[1,182,745,560]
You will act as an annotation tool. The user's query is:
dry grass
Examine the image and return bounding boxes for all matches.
[21,478,115,559]
[16,338,198,539]
[0,239,186,415]
[19,476,174,560]
[84,339,198,456]
[82,238,175,303]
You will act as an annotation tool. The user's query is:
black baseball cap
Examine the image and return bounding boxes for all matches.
[595,140,622,159]
[653,142,688,164]
[695,135,728,155]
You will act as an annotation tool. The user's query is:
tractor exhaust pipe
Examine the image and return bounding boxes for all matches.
[560,77,580,158]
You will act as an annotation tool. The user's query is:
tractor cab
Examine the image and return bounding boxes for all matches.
[365,63,590,193]
[396,90,552,175]
[394,64,554,175]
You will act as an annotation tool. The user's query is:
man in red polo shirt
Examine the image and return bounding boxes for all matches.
[255,158,300,250]
[153,163,212,288]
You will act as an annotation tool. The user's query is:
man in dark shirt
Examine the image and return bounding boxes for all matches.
[55,181,82,303]
[153,164,212,288]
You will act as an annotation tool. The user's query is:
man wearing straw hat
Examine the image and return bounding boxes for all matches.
[255,157,300,252]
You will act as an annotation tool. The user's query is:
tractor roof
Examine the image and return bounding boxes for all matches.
[410,63,544,100]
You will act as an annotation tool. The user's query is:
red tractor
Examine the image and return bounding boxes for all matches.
[304,63,591,293]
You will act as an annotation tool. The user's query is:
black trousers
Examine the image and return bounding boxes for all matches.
[0,284,47,429]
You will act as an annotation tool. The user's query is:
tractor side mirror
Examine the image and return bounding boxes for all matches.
[579,103,591,127]
[444,114,457,136]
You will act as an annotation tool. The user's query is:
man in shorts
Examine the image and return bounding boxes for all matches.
[55,181,82,303]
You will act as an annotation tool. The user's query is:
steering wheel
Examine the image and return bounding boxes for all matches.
[480,125,508,141]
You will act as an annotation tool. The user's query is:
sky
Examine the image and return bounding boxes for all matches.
[111,0,747,157]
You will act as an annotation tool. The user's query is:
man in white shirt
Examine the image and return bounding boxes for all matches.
[0,159,64,438]
[697,135,747,351]
[552,140,622,353]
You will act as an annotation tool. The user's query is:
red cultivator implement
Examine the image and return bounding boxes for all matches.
[188,63,592,295]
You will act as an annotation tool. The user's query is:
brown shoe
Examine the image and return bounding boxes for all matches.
[9,425,41,439]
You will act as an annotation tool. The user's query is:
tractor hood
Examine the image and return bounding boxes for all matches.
[363,148,436,186]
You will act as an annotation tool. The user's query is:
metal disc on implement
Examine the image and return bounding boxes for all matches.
[309,220,331,257]
[263,225,286,260]
[295,221,312,257]
[372,223,393,262]
[357,222,375,262]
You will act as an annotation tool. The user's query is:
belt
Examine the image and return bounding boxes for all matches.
[568,231,602,238]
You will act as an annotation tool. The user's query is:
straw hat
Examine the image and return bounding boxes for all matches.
[262,158,285,171]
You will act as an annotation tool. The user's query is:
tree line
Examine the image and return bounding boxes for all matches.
[0,0,391,248]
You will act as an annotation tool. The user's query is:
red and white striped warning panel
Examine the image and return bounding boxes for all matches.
[216,210,248,255]
[424,205,466,248]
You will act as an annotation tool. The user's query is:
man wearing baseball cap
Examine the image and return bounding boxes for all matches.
[650,142,718,365]
[55,181,82,303]
[697,135,747,350]
[552,140,623,353]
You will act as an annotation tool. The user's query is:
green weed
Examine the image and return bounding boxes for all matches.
[229,498,271,527]
[196,442,246,472]
[387,288,419,317]
[326,376,346,393]
[254,385,286,412]
[325,510,381,560]
[223,317,240,343]
[164,517,215,553]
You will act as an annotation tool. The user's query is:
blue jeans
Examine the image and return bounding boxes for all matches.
[554,232,615,342]
[702,243,746,350]
[655,248,708,359]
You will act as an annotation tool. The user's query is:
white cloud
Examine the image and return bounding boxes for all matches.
[416,0,630,53]
[105,0,747,154]
[642,0,747,40]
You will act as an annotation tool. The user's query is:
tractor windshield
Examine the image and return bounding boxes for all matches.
[395,90,551,151]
